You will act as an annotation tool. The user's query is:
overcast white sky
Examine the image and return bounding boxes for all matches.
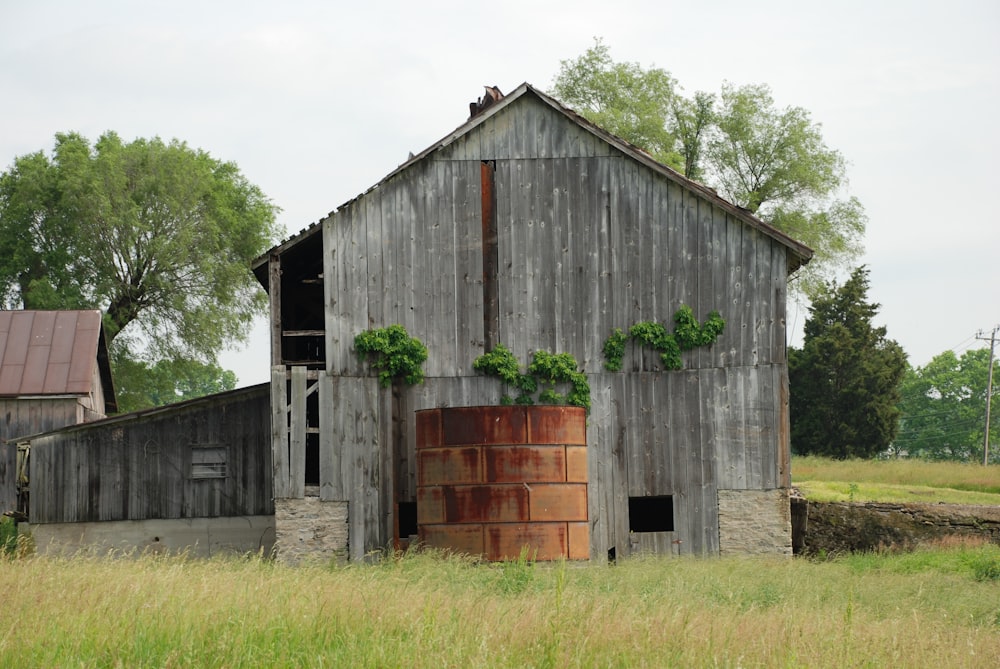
[2,0,997,385]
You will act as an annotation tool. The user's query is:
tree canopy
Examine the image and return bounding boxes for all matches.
[551,39,683,170]
[788,267,907,459]
[112,355,239,413]
[550,40,865,298]
[0,131,281,408]
[894,348,998,463]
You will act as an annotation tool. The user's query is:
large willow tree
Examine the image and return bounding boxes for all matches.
[0,131,281,410]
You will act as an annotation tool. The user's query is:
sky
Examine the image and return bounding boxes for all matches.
[1,0,998,386]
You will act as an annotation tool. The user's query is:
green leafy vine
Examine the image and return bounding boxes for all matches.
[354,324,428,387]
[603,305,725,371]
[474,344,590,412]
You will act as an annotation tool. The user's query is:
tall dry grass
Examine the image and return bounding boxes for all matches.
[1,547,998,668]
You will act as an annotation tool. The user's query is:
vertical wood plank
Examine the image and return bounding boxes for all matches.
[289,366,307,498]
[271,366,289,498]
[318,373,342,500]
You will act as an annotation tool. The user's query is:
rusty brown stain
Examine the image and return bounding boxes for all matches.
[485,446,566,483]
[481,161,499,350]
[417,447,481,485]
[442,484,529,523]
[527,406,587,445]
[415,409,442,449]
[441,407,484,445]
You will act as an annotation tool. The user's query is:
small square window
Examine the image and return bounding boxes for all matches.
[629,495,674,532]
[191,446,227,479]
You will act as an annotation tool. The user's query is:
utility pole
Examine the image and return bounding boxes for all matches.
[976,325,999,466]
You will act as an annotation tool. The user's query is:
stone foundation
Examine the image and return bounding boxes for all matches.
[274,498,348,563]
[29,516,275,557]
[717,488,793,556]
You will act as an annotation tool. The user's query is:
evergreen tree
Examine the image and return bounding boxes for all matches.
[789,267,907,458]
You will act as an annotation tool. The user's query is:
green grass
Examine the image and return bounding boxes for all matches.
[791,455,1000,504]
[1,548,999,668]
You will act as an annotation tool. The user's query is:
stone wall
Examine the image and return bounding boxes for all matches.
[274,498,348,563]
[794,500,1000,555]
[717,488,793,556]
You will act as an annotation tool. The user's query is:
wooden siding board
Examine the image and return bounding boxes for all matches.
[318,373,341,501]
[324,204,369,376]
[452,160,483,367]
[289,366,307,498]
[271,368,289,498]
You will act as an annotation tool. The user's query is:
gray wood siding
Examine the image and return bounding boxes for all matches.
[1,397,82,444]
[312,91,793,557]
[28,386,272,524]
[0,441,14,514]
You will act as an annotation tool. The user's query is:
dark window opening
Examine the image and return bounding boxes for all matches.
[397,502,418,538]
[305,433,320,486]
[629,495,674,532]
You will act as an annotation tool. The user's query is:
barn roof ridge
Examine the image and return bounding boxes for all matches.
[253,82,813,272]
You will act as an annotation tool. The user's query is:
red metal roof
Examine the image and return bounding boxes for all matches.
[0,310,106,397]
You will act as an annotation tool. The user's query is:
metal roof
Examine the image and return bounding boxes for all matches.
[0,310,111,401]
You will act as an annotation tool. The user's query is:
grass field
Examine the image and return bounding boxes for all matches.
[1,545,998,668]
[2,457,997,667]
[791,455,1000,504]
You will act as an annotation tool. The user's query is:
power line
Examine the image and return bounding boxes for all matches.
[975,325,999,466]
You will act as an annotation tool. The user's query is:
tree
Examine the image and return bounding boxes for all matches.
[708,82,865,296]
[788,267,907,459]
[551,38,684,169]
[550,42,865,298]
[894,349,998,462]
[112,355,239,413]
[0,131,280,407]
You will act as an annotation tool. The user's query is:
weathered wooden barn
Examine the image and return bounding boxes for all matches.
[0,310,116,518]
[13,384,274,556]
[256,83,812,561]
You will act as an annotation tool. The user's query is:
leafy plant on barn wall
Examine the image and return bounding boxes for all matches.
[354,325,428,387]
[603,305,725,371]
[474,344,590,412]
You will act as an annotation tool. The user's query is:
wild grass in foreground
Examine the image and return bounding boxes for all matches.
[1,546,998,668]
[791,455,1000,504]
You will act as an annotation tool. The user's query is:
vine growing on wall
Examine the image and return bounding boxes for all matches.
[354,324,428,387]
[603,305,725,371]
[474,344,590,412]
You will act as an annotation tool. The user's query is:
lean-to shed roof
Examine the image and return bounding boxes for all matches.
[0,310,117,412]
[253,82,813,287]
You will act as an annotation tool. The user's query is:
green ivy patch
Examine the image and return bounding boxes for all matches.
[474,344,590,412]
[604,305,725,371]
[355,324,428,387]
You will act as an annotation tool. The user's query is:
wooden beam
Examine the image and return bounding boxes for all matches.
[289,366,307,498]
[270,366,289,498]
[481,160,499,350]
[268,254,282,366]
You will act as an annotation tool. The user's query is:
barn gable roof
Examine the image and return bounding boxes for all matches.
[253,82,813,285]
[0,310,117,412]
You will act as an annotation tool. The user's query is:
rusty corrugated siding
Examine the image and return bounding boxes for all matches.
[0,310,103,397]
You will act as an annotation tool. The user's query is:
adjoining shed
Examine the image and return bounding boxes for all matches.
[256,83,813,561]
[0,310,116,518]
[16,384,274,556]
